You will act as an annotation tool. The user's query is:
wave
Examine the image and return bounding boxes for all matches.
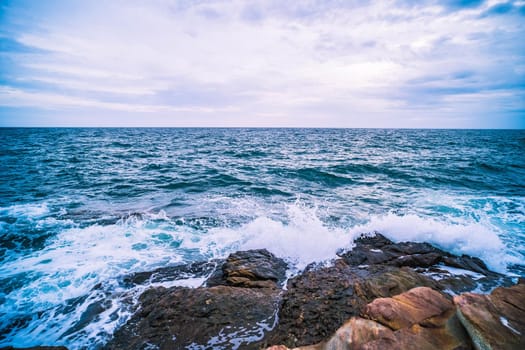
[347,213,518,273]
[0,200,522,348]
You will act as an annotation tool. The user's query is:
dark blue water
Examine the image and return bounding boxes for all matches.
[1,128,524,348]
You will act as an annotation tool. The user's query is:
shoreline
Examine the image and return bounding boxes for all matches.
[11,232,522,350]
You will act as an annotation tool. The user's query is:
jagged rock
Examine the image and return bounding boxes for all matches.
[323,317,395,349]
[340,234,444,267]
[340,234,495,274]
[454,281,525,350]
[206,249,288,288]
[264,260,440,347]
[107,237,511,350]
[107,249,287,349]
[267,287,472,350]
[362,287,451,330]
[122,260,219,286]
[107,285,279,349]
[442,255,491,276]
[340,233,511,294]
[261,234,510,349]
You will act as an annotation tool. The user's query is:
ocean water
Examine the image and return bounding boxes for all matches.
[0,128,524,348]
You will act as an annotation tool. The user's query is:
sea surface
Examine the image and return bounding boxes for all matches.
[0,128,524,348]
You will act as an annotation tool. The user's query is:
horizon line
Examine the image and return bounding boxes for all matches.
[1,126,523,130]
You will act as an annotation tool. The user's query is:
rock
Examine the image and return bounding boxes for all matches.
[268,287,472,350]
[108,249,287,349]
[107,285,280,349]
[122,260,219,286]
[454,281,525,350]
[362,287,452,330]
[340,233,510,295]
[265,260,440,347]
[107,238,509,350]
[266,346,294,350]
[442,255,491,276]
[261,233,515,349]
[356,265,440,299]
[345,287,471,350]
[340,234,445,268]
[341,233,491,273]
[323,317,396,349]
[420,265,514,295]
[206,249,287,288]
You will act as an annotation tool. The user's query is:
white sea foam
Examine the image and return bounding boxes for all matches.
[500,316,521,335]
[347,212,519,273]
[205,203,356,270]
[0,202,50,218]
[0,201,522,349]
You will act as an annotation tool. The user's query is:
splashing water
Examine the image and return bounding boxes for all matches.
[0,128,523,348]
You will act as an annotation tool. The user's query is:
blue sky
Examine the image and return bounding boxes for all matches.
[0,0,524,128]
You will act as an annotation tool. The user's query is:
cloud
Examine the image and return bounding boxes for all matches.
[0,86,238,113]
[0,0,523,127]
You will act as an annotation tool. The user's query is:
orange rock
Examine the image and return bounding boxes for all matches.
[269,287,472,350]
[362,286,452,330]
[454,282,525,350]
[323,317,396,349]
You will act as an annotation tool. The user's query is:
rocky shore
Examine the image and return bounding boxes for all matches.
[106,233,524,350]
[5,233,524,350]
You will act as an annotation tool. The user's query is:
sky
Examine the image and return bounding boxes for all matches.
[0,0,524,128]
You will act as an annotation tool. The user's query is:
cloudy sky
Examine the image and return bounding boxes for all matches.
[0,0,524,128]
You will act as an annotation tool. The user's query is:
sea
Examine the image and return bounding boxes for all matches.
[0,128,524,349]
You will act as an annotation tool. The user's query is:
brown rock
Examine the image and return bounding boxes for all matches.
[107,285,280,349]
[323,317,396,349]
[340,234,445,268]
[454,281,525,350]
[265,261,439,347]
[362,287,452,330]
[108,239,507,350]
[269,287,472,350]
[206,249,288,288]
[360,287,472,350]
[122,260,219,286]
[339,233,513,296]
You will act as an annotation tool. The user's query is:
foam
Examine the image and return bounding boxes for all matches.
[0,202,522,348]
[348,212,518,273]
[206,203,356,270]
[0,202,50,219]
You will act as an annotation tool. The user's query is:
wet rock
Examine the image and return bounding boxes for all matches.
[107,285,280,350]
[362,287,452,330]
[107,237,510,350]
[340,233,496,274]
[340,234,444,268]
[108,249,287,349]
[323,317,396,350]
[206,249,288,288]
[454,281,525,350]
[268,287,472,350]
[442,255,491,276]
[122,260,219,286]
[340,233,509,294]
[420,265,514,295]
[262,232,506,348]
[265,260,440,347]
